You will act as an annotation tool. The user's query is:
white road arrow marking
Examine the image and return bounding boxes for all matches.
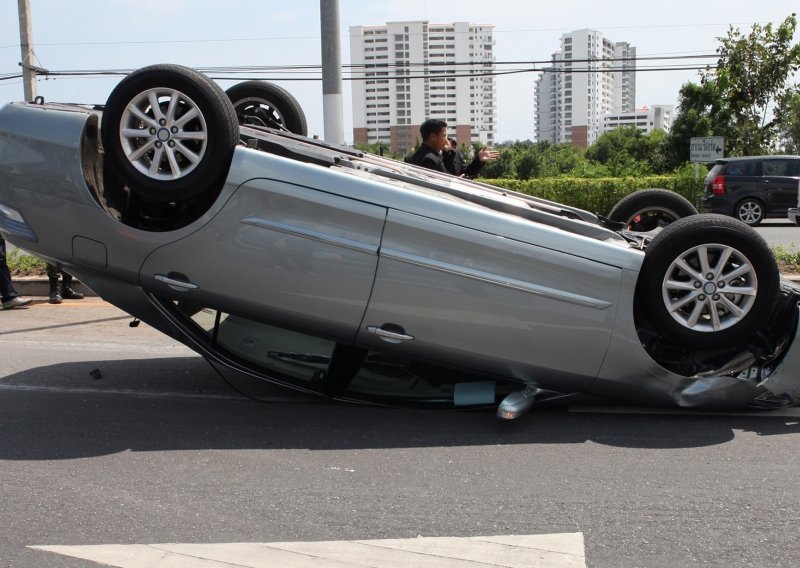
[31,533,586,567]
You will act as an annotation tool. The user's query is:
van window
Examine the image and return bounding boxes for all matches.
[724,160,758,176]
[762,159,793,176]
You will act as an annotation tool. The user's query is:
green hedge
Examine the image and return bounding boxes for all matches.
[481,175,703,217]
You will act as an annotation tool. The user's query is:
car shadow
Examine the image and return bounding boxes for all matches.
[1,357,799,460]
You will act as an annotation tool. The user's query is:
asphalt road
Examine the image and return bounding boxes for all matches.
[2,300,800,567]
[753,218,800,249]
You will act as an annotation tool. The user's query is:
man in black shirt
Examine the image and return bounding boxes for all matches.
[405,119,449,172]
[406,120,499,178]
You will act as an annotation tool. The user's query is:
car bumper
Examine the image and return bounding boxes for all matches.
[699,194,727,214]
[788,207,800,226]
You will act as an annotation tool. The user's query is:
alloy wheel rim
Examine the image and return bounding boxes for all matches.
[661,243,758,332]
[738,202,762,224]
[625,207,681,232]
[119,87,208,181]
[233,97,286,128]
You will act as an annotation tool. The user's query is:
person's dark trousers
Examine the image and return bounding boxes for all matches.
[0,235,21,303]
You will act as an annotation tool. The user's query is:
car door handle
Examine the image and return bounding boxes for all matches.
[155,274,199,291]
[366,325,415,343]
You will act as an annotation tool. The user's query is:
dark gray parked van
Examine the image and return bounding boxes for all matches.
[701,155,800,226]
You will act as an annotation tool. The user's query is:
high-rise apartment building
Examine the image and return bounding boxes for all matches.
[350,21,496,153]
[535,29,636,147]
[603,105,673,135]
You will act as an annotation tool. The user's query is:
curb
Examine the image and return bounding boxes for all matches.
[11,276,97,298]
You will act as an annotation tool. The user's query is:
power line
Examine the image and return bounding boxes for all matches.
[0,53,719,84]
[0,19,780,50]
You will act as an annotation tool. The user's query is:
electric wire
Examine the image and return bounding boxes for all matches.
[0,53,719,84]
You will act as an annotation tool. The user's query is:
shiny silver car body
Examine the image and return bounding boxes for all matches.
[1,99,800,414]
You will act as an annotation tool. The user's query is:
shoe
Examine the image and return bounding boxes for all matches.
[2,296,32,310]
[49,291,63,304]
[60,286,84,300]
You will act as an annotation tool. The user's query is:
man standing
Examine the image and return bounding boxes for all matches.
[407,119,499,178]
[0,235,32,310]
[406,119,450,172]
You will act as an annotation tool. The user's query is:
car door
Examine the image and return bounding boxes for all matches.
[140,177,387,342]
[762,158,799,214]
[356,210,623,390]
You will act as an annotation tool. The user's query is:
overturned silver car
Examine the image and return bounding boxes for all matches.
[1,64,799,418]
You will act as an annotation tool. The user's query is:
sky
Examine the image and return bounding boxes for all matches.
[1,0,798,143]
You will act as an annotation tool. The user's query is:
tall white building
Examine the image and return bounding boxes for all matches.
[603,105,673,135]
[535,29,636,147]
[350,21,496,153]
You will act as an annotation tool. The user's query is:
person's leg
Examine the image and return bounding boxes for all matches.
[60,271,84,300]
[0,236,20,303]
[0,236,31,309]
[46,263,62,304]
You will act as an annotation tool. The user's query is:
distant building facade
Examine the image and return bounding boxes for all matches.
[602,105,673,135]
[350,21,496,153]
[535,29,636,147]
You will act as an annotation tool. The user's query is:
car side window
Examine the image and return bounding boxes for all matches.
[730,160,758,176]
[171,300,334,387]
[162,298,518,407]
[763,160,791,176]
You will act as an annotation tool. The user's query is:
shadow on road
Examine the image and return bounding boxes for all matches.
[2,357,800,459]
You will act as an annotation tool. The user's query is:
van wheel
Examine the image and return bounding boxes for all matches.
[735,198,765,226]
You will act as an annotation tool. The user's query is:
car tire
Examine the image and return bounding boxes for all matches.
[225,81,308,136]
[608,188,697,231]
[101,64,239,204]
[638,214,779,350]
[735,198,765,226]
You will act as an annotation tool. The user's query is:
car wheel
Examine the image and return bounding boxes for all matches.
[101,64,239,204]
[608,188,697,232]
[225,81,308,136]
[735,198,764,226]
[638,214,779,350]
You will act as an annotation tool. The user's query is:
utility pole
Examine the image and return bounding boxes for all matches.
[17,0,36,101]
[320,0,344,144]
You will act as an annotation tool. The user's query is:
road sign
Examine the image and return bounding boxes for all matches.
[690,136,724,162]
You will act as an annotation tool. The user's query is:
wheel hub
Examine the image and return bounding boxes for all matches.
[702,281,717,295]
[157,127,171,142]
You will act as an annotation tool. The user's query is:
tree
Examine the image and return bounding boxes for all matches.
[665,81,726,168]
[704,14,800,155]
[586,126,669,176]
[775,89,800,153]
[666,14,800,165]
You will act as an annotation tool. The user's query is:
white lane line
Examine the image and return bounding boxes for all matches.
[569,405,800,417]
[30,533,587,567]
